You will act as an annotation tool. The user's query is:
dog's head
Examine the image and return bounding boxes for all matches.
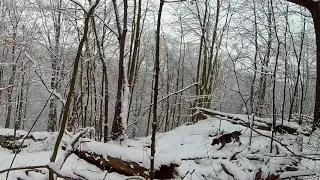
[211,138,220,146]
[234,130,241,136]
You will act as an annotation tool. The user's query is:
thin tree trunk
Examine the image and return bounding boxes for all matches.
[48,0,62,132]
[270,0,280,153]
[281,5,289,132]
[193,0,208,121]
[150,0,164,178]
[257,1,272,117]
[146,72,154,136]
[127,0,142,125]
[92,16,109,142]
[49,1,99,179]
[288,16,305,122]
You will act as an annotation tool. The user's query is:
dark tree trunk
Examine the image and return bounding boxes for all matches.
[150,0,164,179]
[312,10,320,129]
[111,38,125,140]
[281,5,289,132]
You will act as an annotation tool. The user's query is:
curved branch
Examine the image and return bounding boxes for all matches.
[285,0,314,10]
[0,165,47,175]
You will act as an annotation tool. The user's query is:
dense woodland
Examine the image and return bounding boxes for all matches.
[0,0,320,179]
[0,0,318,138]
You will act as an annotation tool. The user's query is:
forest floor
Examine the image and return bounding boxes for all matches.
[0,115,320,179]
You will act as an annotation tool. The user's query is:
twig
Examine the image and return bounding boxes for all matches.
[0,165,47,174]
[36,71,66,105]
[279,171,318,179]
[128,83,198,128]
[129,83,197,113]
[70,0,87,13]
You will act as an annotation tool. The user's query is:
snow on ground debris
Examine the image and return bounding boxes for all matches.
[0,115,319,179]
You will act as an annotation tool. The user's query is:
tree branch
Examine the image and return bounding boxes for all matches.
[0,165,47,175]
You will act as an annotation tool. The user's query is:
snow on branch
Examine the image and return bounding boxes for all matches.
[56,127,95,169]
[279,170,317,179]
[48,89,66,105]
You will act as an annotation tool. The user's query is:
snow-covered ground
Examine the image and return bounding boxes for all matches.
[0,117,320,179]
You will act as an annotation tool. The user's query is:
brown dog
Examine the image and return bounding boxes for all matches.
[211,131,242,150]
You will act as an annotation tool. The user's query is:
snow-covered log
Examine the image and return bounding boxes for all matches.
[255,166,300,180]
[73,141,180,179]
[196,107,311,136]
[221,160,250,180]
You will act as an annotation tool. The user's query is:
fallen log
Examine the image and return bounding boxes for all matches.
[73,141,180,179]
[255,165,300,180]
[196,107,311,136]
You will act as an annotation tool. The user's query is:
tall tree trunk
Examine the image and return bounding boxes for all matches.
[193,0,208,121]
[150,0,164,179]
[288,15,305,122]
[281,5,289,132]
[48,0,62,132]
[250,0,258,115]
[257,1,272,117]
[127,0,142,126]
[111,0,128,140]
[5,30,18,128]
[92,16,109,142]
[270,0,280,153]
[146,75,154,136]
[311,7,320,129]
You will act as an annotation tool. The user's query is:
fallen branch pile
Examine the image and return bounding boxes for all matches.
[0,132,47,152]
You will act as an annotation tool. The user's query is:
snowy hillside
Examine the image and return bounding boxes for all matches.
[0,116,320,179]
